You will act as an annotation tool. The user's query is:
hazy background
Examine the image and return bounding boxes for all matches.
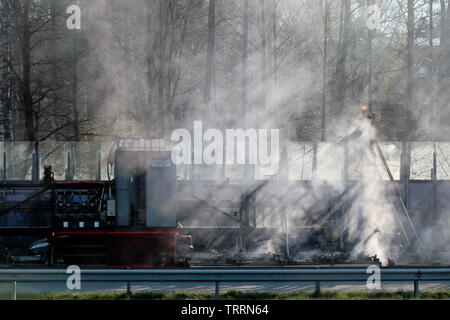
[1,0,450,262]
[2,0,450,145]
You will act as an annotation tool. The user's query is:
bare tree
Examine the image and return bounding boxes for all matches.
[333,0,352,119]
[204,0,216,114]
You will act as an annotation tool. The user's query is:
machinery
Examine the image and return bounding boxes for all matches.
[0,140,193,267]
[0,128,428,267]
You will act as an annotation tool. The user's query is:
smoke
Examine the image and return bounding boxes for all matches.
[72,1,446,264]
[337,117,399,263]
[247,116,401,264]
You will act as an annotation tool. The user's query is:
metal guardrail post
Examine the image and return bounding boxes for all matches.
[314,281,321,295]
[32,153,35,183]
[97,152,101,181]
[12,281,16,300]
[36,151,40,183]
[66,151,71,181]
[312,142,318,180]
[2,151,6,184]
[343,142,349,182]
[126,267,131,295]
[32,152,40,183]
[414,280,419,299]
[215,281,220,300]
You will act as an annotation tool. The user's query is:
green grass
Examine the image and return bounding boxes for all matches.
[1,290,450,300]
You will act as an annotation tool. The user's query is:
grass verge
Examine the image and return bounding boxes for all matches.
[0,290,450,300]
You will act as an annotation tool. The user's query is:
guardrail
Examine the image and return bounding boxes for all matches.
[1,268,450,300]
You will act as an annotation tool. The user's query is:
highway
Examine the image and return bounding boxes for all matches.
[0,266,449,295]
[1,280,450,295]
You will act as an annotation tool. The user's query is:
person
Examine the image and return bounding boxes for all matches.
[42,166,55,184]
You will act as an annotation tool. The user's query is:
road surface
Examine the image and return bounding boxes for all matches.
[1,280,450,296]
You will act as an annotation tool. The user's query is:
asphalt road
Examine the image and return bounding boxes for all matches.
[1,280,450,295]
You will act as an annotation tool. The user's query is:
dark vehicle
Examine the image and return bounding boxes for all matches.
[11,239,51,265]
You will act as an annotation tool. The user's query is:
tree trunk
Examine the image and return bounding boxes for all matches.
[145,1,154,136]
[272,0,277,88]
[266,0,277,124]
[321,0,328,141]
[406,0,414,140]
[21,0,36,149]
[439,0,448,50]
[72,34,80,142]
[366,1,374,113]
[158,0,167,137]
[241,0,249,125]
[204,0,216,114]
[333,0,351,118]
[439,0,450,81]
[260,0,267,119]
[0,1,12,141]
[242,0,251,182]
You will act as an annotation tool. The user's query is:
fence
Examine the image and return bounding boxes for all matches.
[1,267,450,300]
[3,141,450,182]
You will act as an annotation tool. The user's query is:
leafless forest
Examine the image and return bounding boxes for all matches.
[1,0,450,147]
[2,1,450,265]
